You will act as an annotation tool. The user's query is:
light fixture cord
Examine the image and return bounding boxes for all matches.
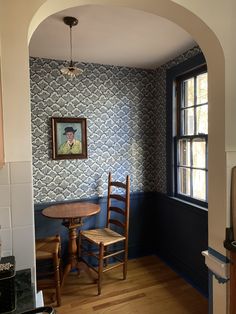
[69,25,73,67]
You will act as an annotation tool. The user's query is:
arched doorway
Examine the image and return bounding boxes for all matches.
[0,0,226,312]
[28,0,226,253]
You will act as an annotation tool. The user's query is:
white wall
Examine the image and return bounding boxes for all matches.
[0,0,234,312]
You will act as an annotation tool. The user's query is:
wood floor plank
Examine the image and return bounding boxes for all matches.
[93,293,146,311]
[41,255,208,313]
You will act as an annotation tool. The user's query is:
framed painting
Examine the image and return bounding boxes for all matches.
[51,117,87,160]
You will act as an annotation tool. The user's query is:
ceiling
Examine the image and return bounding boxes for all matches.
[29,5,196,69]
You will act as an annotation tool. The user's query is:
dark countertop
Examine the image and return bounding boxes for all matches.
[14,269,36,314]
[0,266,35,314]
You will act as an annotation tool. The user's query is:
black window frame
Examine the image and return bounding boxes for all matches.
[166,53,208,208]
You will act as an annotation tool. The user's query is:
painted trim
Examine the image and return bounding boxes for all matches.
[34,191,156,211]
[203,250,228,285]
[166,52,207,207]
[208,271,213,314]
[208,247,229,264]
[166,194,208,216]
[205,248,229,314]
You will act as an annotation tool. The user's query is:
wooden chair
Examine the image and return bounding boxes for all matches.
[35,235,62,307]
[79,172,130,295]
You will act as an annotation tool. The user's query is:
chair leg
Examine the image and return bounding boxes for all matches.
[59,263,63,285]
[98,242,104,295]
[104,247,108,267]
[56,234,63,287]
[77,231,81,259]
[123,260,127,280]
[123,242,128,280]
[53,254,61,307]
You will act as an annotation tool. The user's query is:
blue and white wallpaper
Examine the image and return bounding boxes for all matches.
[30,59,158,203]
[30,46,201,204]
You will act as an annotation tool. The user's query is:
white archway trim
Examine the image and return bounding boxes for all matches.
[0,0,228,312]
[28,0,226,253]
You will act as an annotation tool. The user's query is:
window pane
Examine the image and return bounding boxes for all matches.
[178,167,190,196]
[181,108,194,135]
[183,78,194,108]
[176,68,208,205]
[196,105,208,134]
[197,73,208,104]
[192,169,206,201]
[178,139,190,166]
[192,139,206,168]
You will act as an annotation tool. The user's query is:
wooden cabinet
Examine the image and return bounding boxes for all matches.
[0,72,4,168]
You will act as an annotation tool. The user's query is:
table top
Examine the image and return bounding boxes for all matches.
[42,202,100,219]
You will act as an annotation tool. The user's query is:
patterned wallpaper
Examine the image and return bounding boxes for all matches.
[30,46,201,204]
[30,59,157,203]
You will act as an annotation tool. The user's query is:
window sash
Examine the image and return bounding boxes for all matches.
[166,53,208,208]
[175,68,208,206]
[175,135,208,203]
[178,74,208,137]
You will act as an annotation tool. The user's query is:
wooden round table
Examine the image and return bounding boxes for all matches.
[42,202,100,286]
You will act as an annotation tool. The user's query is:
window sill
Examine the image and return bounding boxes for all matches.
[168,196,208,212]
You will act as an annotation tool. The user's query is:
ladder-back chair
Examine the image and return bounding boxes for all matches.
[35,235,62,306]
[79,172,130,295]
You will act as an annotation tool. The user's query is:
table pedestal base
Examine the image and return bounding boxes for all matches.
[61,219,96,287]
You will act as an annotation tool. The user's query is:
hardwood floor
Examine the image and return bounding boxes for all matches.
[42,255,208,314]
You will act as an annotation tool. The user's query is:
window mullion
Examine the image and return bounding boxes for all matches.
[190,138,193,198]
[178,165,207,171]
[192,76,196,199]
[194,75,197,135]
[206,138,208,202]
[180,82,184,135]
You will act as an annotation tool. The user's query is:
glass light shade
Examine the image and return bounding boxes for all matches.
[60,66,83,78]
[61,17,82,78]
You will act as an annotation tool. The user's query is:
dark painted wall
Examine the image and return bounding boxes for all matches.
[154,193,208,296]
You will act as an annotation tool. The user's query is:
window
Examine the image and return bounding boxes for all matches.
[175,66,208,206]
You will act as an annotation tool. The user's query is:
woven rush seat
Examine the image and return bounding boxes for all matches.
[81,228,125,245]
[36,237,60,260]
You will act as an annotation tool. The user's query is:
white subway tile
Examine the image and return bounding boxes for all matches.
[12,225,35,271]
[0,163,10,185]
[0,185,10,207]
[1,228,12,252]
[2,250,12,257]
[11,183,34,227]
[10,161,32,184]
[0,207,11,229]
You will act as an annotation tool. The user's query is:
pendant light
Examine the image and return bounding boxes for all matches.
[60,16,83,78]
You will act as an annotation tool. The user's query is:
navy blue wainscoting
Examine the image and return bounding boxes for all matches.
[34,192,157,266]
[34,192,208,295]
[154,192,208,296]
